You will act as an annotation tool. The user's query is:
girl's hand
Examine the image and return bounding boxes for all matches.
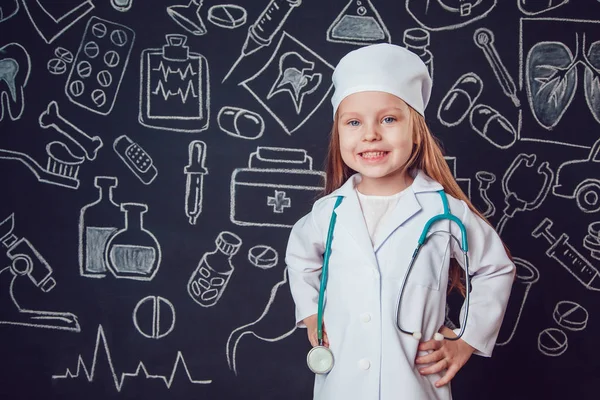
[414,326,475,387]
[303,314,329,348]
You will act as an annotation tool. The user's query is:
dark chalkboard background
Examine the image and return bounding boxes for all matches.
[1,1,599,399]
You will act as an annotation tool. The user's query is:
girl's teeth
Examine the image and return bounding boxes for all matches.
[362,151,385,159]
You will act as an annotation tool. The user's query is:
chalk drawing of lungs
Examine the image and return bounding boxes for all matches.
[241,32,334,135]
[21,0,94,44]
[0,214,80,332]
[230,147,326,228]
[405,0,496,31]
[139,34,210,132]
[520,19,600,147]
[0,42,31,122]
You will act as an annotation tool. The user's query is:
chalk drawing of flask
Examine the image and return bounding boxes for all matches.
[105,203,161,281]
[188,231,242,307]
[79,176,120,278]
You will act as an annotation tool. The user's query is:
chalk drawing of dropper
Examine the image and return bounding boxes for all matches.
[532,218,600,291]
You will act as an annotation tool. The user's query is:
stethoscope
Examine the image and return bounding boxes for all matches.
[307,190,472,375]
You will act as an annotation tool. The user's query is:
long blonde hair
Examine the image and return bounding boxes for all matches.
[323,106,512,295]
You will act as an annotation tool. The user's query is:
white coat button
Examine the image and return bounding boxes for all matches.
[358,359,370,370]
[360,313,371,323]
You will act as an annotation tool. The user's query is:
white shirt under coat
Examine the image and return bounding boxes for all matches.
[286,171,515,400]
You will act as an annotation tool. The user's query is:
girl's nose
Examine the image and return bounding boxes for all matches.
[362,124,381,141]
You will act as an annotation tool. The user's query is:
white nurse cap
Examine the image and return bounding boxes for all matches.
[331,43,432,119]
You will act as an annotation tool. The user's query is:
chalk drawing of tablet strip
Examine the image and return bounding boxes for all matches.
[230,147,325,228]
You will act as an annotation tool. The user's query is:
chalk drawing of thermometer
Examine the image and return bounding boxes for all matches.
[474,28,520,108]
[532,218,600,291]
[222,0,302,82]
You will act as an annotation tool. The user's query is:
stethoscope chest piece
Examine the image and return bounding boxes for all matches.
[307,346,334,374]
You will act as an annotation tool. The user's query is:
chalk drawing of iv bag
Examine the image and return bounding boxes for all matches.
[230,147,326,228]
[104,203,161,281]
[526,36,600,130]
[139,34,209,133]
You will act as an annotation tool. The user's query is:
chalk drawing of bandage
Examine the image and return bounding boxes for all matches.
[52,325,212,391]
[227,267,296,375]
[0,42,31,122]
[230,147,326,228]
[241,32,334,135]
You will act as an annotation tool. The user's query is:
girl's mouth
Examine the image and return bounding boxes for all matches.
[360,151,389,160]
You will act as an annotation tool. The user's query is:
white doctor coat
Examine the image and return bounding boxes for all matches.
[286,171,515,400]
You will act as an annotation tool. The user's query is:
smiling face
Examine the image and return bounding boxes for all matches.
[337,91,415,195]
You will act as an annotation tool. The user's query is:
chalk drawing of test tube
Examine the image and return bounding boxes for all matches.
[496,257,539,346]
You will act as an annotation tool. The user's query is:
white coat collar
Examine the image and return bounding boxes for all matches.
[316,170,444,264]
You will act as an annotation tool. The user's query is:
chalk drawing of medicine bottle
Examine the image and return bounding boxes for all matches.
[188,231,242,307]
[105,203,161,281]
[79,176,121,278]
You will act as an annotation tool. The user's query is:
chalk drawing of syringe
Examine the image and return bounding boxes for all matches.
[532,218,600,291]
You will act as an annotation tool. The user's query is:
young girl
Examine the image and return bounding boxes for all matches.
[286,44,515,399]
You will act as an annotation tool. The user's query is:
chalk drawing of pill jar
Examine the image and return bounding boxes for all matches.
[105,203,161,281]
[187,231,242,307]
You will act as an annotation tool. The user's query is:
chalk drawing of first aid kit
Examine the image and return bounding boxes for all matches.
[139,34,209,132]
[230,147,325,228]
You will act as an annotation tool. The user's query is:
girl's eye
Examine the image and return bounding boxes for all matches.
[348,120,360,127]
[382,116,396,124]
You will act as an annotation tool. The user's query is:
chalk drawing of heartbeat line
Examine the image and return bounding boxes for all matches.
[152,80,198,103]
[52,325,212,392]
[152,61,197,81]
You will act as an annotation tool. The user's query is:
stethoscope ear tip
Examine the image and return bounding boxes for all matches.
[433,332,444,341]
[412,332,422,340]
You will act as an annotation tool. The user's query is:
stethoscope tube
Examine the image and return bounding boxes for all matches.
[308,196,342,375]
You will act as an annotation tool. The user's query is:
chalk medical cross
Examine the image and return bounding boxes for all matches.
[267,190,291,213]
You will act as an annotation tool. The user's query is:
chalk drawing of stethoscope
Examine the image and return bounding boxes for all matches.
[497,153,554,235]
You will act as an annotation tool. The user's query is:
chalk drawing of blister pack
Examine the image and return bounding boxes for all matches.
[326,0,390,46]
[240,32,334,135]
[230,147,325,228]
[519,18,600,148]
[0,42,31,122]
[140,34,209,133]
[65,16,135,115]
[406,0,497,31]
[0,214,80,332]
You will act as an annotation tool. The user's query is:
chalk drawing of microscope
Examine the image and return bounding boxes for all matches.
[0,213,80,332]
